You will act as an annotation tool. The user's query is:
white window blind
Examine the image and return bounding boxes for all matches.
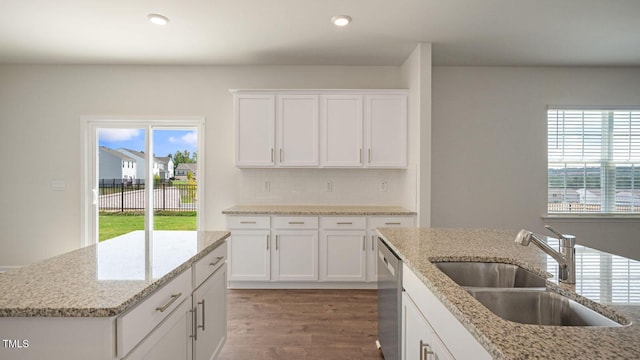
[548,108,640,214]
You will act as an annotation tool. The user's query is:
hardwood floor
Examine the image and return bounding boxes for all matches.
[218,289,383,360]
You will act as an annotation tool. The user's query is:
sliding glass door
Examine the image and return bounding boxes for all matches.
[82,118,204,246]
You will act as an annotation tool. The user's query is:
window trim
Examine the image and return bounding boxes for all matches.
[80,116,205,247]
[546,105,640,216]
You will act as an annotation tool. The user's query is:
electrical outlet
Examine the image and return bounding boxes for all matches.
[380,181,388,192]
[264,180,271,192]
[326,180,333,192]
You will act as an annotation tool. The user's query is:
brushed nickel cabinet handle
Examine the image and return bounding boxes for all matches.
[362,236,365,251]
[337,222,353,225]
[266,235,270,250]
[198,299,205,331]
[359,148,362,163]
[240,221,257,224]
[368,148,371,163]
[156,293,181,312]
[190,307,198,340]
[280,148,283,162]
[385,222,401,225]
[276,235,279,250]
[288,221,305,224]
[371,235,375,251]
[271,148,274,162]
[209,256,224,267]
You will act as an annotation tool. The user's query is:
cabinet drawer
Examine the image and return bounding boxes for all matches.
[227,216,270,229]
[319,216,366,230]
[272,216,318,229]
[194,241,227,289]
[368,216,414,229]
[117,270,192,358]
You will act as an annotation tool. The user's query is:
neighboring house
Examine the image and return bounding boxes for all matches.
[99,146,136,181]
[576,189,601,205]
[175,163,197,181]
[548,188,580,204]
[157,157,174,180]
[116,148,164,180]
[615,191,640,206]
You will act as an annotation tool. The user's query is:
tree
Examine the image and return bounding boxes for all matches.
[168,149,197,173]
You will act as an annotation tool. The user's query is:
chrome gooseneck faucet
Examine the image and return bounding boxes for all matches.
[515,225,576,284]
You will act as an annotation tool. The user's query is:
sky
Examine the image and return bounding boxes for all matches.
[98,128,197,158]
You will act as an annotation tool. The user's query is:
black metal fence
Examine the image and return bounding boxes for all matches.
[99,179,197,212]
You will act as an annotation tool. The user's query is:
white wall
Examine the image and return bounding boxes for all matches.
[431,66,640,260]
[400,43,432,226]
[0,64,405,266]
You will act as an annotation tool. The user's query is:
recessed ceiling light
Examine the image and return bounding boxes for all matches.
[147,13,169,26]
[331,15,352,27]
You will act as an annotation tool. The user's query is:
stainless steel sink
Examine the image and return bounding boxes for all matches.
[433,262,547,288]
[466,289,623,327]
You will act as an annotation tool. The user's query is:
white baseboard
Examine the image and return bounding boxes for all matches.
[0,266,20,273]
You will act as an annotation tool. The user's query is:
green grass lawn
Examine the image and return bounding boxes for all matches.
[99,212,197,242]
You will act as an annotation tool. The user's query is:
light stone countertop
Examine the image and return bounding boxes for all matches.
[0,231,229,317]
[377,227,640,360]
[222,204,416,216]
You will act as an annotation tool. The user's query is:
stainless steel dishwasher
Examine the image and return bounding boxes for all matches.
[377,237,402,360]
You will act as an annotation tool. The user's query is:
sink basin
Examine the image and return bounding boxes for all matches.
[433,262,547,288]
[466,289,623,327]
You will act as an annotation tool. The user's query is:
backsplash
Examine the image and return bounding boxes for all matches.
[235,166,417,210]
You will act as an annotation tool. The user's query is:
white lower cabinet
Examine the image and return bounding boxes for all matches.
[123,242,228,360]
[402,292,453,360]
[124,298,193,360]
[228,229,271,281]
[192,264,227,360]
[402,264,491,360]
[227,214,415,288]
[320,230,367,281]
[272,230,318,281]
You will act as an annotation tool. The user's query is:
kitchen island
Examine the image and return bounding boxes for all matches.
[0,230,229,360]
[378,227,640,359]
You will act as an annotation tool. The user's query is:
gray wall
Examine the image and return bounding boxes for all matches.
[431,66,640,260]
[0,64,402,266]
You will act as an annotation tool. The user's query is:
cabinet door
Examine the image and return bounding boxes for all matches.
[402,293,454,360]
[123,299,192,360]
[320,230,367,282]
[364,95,407,168]
[234,95,275,167]
[366,231,378,282]
[272,230,318,281]
[228,230,270,281]
[320,95,363,167]
[193,264,227,360]
[276,95,319,167]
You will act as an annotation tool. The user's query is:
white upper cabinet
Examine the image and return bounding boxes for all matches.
[277,95,319,167]
[232,90,407,169]
[234,94,275,167]
[320,95,364,167]
[364,94,407,168]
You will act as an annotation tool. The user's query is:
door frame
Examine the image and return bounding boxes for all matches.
[80,116,205,247]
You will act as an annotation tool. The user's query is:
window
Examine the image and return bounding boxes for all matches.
[548,108,640,214]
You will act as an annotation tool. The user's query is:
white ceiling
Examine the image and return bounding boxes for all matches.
[1,0,639,66]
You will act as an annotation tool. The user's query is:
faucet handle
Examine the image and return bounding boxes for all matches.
[544,225,575,247]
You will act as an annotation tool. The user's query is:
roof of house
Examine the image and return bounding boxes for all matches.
[176,163,197,172]
[99,146,135,161]
[118,148,163,163]
[157,156,173,164]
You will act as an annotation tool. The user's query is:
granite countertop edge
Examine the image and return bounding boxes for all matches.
[0,232,230,318]
[222,205,417,216]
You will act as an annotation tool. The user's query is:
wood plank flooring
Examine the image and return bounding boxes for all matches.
[218,289,383,360]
